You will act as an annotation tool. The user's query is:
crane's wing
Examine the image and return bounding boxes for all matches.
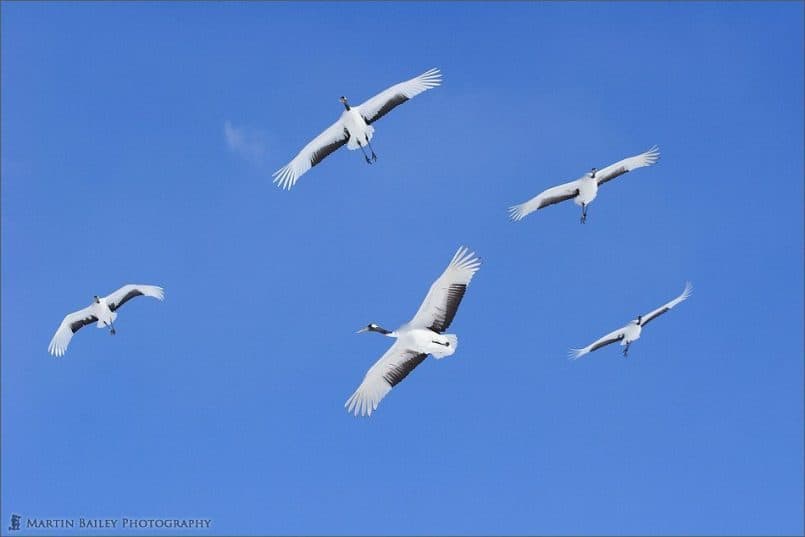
[569,326,627,360]
[508,179,582,221]
[105,284,165,312]
[345,340,429,416]
[272,120,350,190]
[356,68,442,125]
[408,246,481,333]
[640,282,692,327]
[48,306,98,357]
[595,145,660,186]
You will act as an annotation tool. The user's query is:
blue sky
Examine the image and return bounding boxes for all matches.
[2,2,802,535]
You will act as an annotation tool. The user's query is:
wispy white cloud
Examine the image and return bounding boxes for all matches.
[224,121,268,166]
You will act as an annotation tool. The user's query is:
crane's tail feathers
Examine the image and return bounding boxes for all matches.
[346,125,374,149]
[432,334,458,359]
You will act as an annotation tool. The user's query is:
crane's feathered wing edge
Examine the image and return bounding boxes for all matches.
[345,342,427,417]
[105,284,165,312]
[48,306,98,357]
[408,246,481,332]
[569,327,627,360]
[639,281,693,327]
[508,179,582,221]
[272,120,350,190]
[596,145,660,186]
[357,68,442,125]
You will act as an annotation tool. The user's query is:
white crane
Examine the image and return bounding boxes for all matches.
[346,246,481,416]
[509,146,660,224]
[570,282,692,359]
[273,68,442,190]
[48,284,165,357]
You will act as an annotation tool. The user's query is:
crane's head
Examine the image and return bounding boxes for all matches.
[339,96,350,110]
[93,295,100,304]
[590,167,598,178]
[632,315,643,326]
[356,323,391,335]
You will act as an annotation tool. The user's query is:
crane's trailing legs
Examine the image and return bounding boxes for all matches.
[580,203,588,224]
[104,321,117,335]
[622,341,630,357]
[365,135,378,162]
[357,140,374,165]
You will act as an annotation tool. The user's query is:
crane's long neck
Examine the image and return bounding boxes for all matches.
[371,325,395,337]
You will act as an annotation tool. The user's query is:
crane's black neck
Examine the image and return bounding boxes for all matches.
[368,324,391,335]
[342,103,351,111]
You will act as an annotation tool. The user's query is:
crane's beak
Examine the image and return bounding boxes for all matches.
[356,327,369,334]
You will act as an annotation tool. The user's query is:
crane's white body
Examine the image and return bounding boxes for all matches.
[91,299,117,328]
[575,176,599,206]
[620,322,642,345]
[342,108,374,150]
[383,326,458,359]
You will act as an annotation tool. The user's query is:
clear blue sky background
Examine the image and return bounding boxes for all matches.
[2,2,803,536]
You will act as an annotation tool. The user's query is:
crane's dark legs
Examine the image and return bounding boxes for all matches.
[580,203,588,224]
[104,321,117,335]
[622,342,630,357]
[365,135,377,162]
[357,140,373,164]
